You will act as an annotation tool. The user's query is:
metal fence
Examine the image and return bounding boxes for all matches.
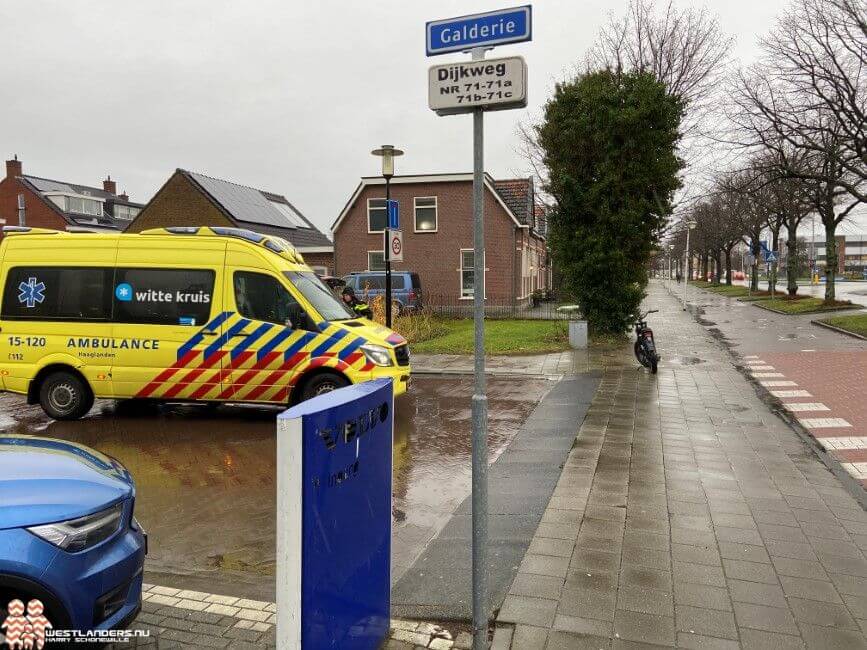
[421,293,573,320]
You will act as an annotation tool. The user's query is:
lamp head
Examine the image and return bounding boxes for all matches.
[371,144,404,178]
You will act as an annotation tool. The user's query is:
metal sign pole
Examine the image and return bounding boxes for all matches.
[385,177,393,327]
[470,45,489,650]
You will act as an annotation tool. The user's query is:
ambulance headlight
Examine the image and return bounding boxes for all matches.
[361,344,393,367]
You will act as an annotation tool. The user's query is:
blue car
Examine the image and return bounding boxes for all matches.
[0,436,146,642]
[344,271,423,313]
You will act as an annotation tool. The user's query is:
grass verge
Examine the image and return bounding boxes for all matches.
[408,318,570,355]
[817,313,867,338]
[689,281,772,299]
[754,297,862,314]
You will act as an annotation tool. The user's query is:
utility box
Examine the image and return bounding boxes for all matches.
[276,378,393,650]
[569,320,588,349]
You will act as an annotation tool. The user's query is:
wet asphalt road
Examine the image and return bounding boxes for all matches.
[671,280,867,355]
[0,376,552,601]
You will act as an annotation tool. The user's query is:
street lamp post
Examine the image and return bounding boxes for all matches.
[371,145,404,328]
[684,218,697,311]
[667,244,674,293]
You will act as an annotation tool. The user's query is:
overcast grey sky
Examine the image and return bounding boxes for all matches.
[7,0,858,237]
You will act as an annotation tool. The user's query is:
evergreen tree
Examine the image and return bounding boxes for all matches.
[538,70,684,334]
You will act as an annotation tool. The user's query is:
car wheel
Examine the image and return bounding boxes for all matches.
[39,371,93,420]
[299,372,349,401]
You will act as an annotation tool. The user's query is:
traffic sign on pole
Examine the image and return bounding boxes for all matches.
[426,5,532,56]
[426,8,532,650]
[386,229,403,262]
[428,56,528,115]
[387,199,399,229]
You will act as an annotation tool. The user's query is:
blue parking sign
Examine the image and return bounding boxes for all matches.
[387,199,399,229]
[276,379,393,649]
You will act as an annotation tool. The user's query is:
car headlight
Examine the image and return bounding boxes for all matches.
[360,344,393,367]
[28,502,124,552]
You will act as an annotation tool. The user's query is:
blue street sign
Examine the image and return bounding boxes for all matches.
[766,252,777,263]
[276,379,393,649]
[426,5,532,56]
[387,199,399,229]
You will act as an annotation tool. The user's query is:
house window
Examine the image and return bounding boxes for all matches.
[414,197,437,232]
[460,249,486,299]
[67,196,103,216]
[114,205,141,220]
[368,251,386,271]
[367,198,387,232]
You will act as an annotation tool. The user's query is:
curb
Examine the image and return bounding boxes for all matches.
[751,301,864,315]
[412,369,562,380]
[810,319,867,341]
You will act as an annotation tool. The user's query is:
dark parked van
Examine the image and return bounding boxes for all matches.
[344,272,423,313]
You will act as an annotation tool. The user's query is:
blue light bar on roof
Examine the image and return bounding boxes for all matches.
[210,227,265,243]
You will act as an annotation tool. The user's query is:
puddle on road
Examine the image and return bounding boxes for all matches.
[0,376,550,596]
[667,356,704,366]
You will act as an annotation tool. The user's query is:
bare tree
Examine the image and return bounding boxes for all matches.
[586,0,733,181]
[733,78,862,300]
[754,0,867,201]
[586,0,732,116]
[522,0,734,215]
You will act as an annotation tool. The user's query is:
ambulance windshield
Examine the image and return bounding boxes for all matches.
[284,272,354,321]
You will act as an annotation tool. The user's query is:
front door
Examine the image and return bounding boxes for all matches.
[217,268,317,403]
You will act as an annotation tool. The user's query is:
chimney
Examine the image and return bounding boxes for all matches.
[103,175,117,195]
[119,191,129,202]
[5,155,22,179]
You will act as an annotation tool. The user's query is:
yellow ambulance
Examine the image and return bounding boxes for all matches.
[0,226,410,420]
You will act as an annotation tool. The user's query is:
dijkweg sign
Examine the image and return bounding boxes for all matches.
[428,56,527,115]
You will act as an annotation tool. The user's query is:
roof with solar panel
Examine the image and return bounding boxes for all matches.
[175,169,332,249]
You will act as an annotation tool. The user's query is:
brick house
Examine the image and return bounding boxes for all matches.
[126,169,334,273]
[331,173,550,303]
[0,155,143,234]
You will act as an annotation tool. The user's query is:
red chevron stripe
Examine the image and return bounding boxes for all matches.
[136,349,199,398]
[272,386,290,403]
[361,361,375,372]
[242,352,308,402]
[162,351,225,399]
[189,351,255,401]
[345,351,364,365]
[216,351,282,400]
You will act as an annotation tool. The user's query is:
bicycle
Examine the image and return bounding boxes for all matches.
[633,309,660,374]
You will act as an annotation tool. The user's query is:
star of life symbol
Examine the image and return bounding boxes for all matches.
[117,285,130,299]
[17,277,45,309]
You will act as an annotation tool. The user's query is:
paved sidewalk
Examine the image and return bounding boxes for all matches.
[493,282,867,649]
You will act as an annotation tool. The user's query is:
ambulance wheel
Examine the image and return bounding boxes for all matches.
[299,372,349,401]
[39,371,93,420]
